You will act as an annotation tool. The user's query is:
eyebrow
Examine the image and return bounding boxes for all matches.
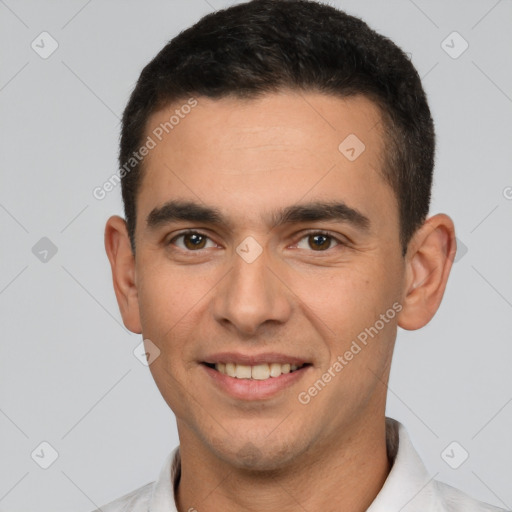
[146,199,371,233]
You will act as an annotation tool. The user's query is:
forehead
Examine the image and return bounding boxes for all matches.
[137,91,396,233]
[145,91,385,167]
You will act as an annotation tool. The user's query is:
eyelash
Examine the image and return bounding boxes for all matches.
[167,229,347,253]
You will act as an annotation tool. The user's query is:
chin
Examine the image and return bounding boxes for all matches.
[211,434,305,472]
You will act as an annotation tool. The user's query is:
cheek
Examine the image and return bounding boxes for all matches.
[137,266,204,413]
[290,262,399,359]
[137,260,204,327]
[136,266,190,354]
[287,265,379,329]
[302,272,398,406]
[136,261,222,371]
[138,275,174,334]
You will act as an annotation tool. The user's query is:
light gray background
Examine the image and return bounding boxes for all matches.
[1,0,511,510]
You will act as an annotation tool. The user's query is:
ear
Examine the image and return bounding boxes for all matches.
[104,215,142,334]
[397,213,457,331]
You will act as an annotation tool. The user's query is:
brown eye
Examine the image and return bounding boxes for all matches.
[170,231,214,251]
[308,233,332,251]
[183,233,206,250]
[295,232,342,252]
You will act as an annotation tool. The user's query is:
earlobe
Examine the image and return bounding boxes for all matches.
[104,215,142,334]
[397,214,456,331]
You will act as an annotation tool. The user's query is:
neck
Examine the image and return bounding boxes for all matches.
[175,417,391,512]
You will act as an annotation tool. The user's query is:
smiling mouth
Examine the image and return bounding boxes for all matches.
[203,362,310,380]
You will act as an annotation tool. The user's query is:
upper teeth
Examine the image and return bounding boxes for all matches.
[215,363,301,380]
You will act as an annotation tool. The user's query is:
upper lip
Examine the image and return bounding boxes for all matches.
[202,352,310,366]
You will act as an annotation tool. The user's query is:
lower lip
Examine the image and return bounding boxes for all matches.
[202,364,311,401]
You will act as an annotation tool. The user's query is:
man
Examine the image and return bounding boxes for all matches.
[100,0,505,510]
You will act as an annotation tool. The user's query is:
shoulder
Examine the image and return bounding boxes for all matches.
[434,479,509,512]
[89,446,180,512]
[89,482,154,512]
[380,419,508,512]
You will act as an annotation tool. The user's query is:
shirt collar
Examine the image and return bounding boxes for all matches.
[149,417,438,512]
[367,418,439,511]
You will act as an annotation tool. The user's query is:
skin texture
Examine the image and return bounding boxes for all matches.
[105,91,456,512]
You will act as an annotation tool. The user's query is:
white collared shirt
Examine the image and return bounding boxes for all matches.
[94,418,507,512]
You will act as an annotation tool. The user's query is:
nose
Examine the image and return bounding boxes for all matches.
[212,245,292,337]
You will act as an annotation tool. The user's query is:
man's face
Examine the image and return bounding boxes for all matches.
[132,91,406,469]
